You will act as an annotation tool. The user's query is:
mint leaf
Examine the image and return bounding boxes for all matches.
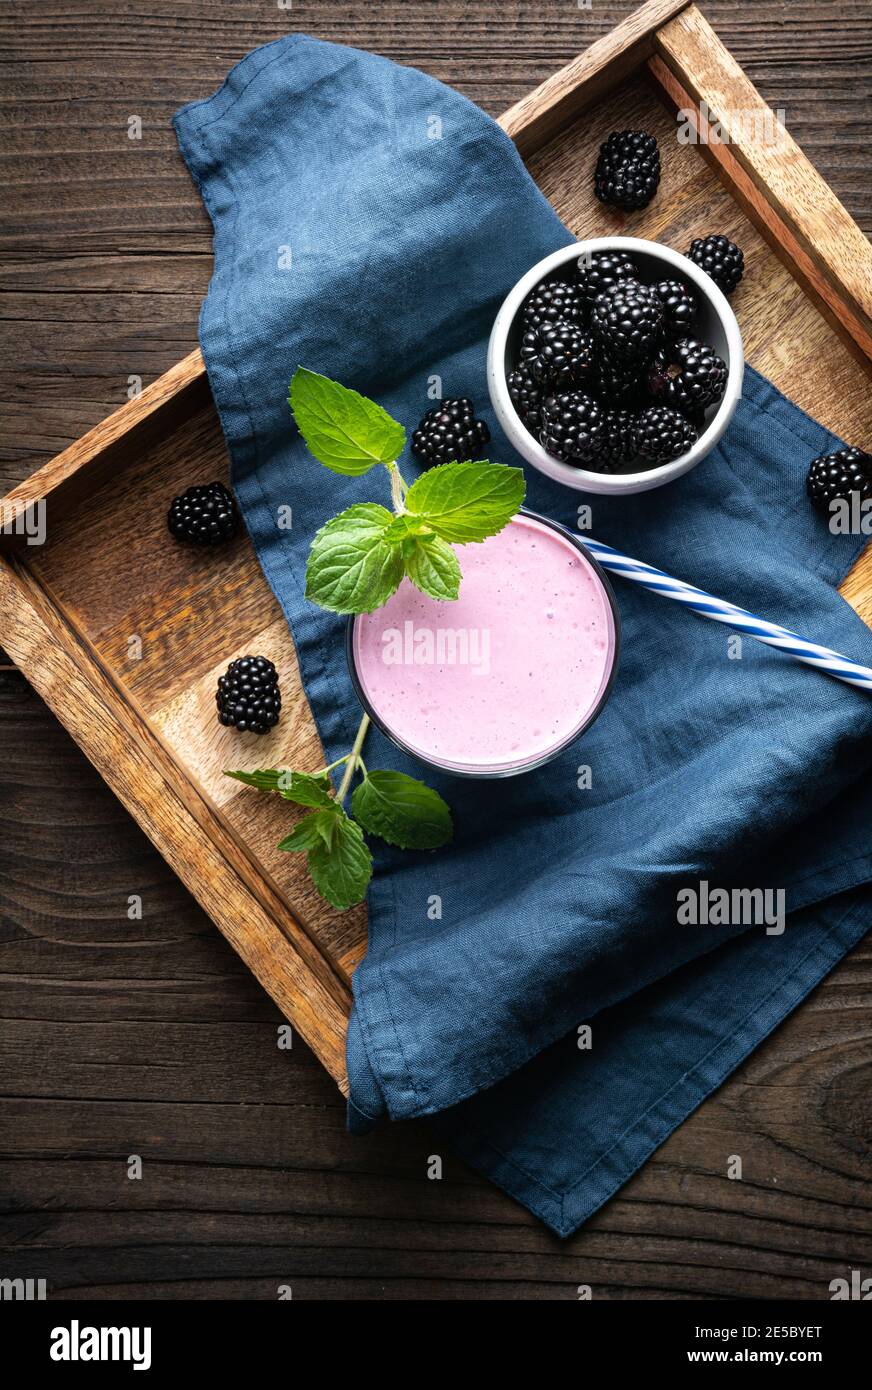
[351,770,453,850]
[225,768,333,808]
[278,806,372,909]
[277,808,340,852]
[404,534,461,601]
[278,771,334,808]
[225,768,286,793]
[383,513,433,545]
[404,461,525,543]
[289,367,406,476]
[306,503,404,613]
[308,814,373,909]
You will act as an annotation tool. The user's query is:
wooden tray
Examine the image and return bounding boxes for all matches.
[2,0,871,1094]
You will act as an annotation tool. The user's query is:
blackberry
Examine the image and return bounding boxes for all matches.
[575,249,640,307]
[521,278,586,331]
[520,320,594,387]
[217,656,281,735]
[600,408,638,470]
[594,131,661,211]
[539,391,607,465]
[590,281,663,363]
[507,363,544,434]
[594,348,645,407]
[633,406,698,464]
[412,398,490,468]
[806,447,872,515]
[648,337,727,413]
[652,279,696,335]
[168,481,239,546]
[688,234,744,294]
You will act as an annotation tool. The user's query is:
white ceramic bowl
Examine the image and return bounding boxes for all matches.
[487,236,744,495]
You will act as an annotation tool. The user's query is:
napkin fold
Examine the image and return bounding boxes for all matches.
[175,34,871,1236]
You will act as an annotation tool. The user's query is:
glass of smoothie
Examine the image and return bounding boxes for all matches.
[347,509,620,777]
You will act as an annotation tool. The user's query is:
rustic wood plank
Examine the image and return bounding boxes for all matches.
[654,5,872,342]
[1,349,207,539]
[2,0,871,1302]
[499,0,691,153]
[3,17,871,1106]
[0,556,352,1087]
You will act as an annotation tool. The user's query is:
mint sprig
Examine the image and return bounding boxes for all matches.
[290,367,525,609]
[248,368,524,911]
[227,737,452,910]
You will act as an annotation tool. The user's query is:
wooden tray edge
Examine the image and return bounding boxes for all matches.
[653,6,872,348]
[1,0,870,1089]
[0,553,352,1091]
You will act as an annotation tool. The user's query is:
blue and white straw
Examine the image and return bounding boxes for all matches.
[584,538,872,693]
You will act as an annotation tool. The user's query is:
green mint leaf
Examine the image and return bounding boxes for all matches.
[225,768,285,792]
[277,772,334,809]
[289,367,406,476]
[307,814,373,909]
[404,534,461,601]
[225,768,333,808]
[278,806,372,909]
[351,770,453,850]
[404,461,525,543]
[277,807,340,853]
[305,503,404,614]
[383,513,433,545]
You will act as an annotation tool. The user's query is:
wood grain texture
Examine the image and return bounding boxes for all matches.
[2,0,871,1301]
[0,554,353,1086]
[499,0,690,153]
[7,30,869,1051]
[655,5,872,340]
[2,1,871,486]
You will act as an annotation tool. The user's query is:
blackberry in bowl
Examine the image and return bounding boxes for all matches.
[487,235,744,495]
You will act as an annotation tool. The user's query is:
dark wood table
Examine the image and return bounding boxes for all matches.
[2,1,870,1299]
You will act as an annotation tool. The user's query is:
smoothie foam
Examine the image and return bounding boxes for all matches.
[351,513,617,774]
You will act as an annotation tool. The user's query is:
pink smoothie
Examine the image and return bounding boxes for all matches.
[351,512,617,775]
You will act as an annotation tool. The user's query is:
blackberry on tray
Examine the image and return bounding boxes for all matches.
[167,481,239,546]
[411,398,490,468]
[688,234,744,295]
[594,131,661,211]
[217,656,282,735]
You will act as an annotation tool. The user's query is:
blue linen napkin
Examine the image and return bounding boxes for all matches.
[175,34,871,1236]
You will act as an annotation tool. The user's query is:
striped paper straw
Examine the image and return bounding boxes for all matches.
[584,538,872,693]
